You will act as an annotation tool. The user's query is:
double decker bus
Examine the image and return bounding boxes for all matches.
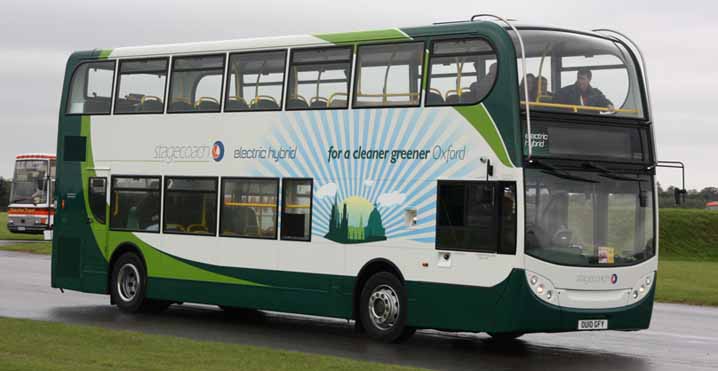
[7,154,56,234]
[52,15,657,342]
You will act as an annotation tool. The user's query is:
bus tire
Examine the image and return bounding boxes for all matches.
[110,252,164,313]
[359,272,412,343]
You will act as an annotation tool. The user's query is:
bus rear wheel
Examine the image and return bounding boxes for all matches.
[110,252,169,313]
[359,272,413,343]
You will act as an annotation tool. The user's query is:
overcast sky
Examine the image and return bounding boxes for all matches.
[0,0,714,189]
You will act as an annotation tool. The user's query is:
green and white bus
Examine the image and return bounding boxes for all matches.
[52,15,657,342]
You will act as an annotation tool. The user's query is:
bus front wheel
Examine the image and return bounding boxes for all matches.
[359,272,414,343]
[110,252,169,313]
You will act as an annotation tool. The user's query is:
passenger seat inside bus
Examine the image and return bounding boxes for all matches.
[427,90,445,105]
[286,97,309,109]
[226,96,249,111]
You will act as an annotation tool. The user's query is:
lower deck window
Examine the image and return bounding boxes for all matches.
[281,179,313,241]
[436,181,516,253]
[221,178,279,239]
[163,177,218,235]
[110,176,161,232]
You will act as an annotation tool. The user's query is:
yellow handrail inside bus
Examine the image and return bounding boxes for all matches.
[285,204,310,209]
[250,95,278,107]
[224,202,277,208]
[228,96,247,105]
[521,101,639,114]
[113,191,119,216]
[140,96,162,105]
[327,92,348,107]
[194,97,219,108]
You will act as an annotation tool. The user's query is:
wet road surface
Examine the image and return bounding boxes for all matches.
[1,250,716,371]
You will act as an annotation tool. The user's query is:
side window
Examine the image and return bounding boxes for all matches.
[110,176,161,232]
[89,177,107,224]
[115,58,168,114]
[220,178,279,239]
[286,47,352,110]
[436,181,516,253]
[66,61,116,114]
[426,38,497,106]
[163,177,218,235]
[353,42,424,108]
[168,55,225,113]
[281,179,312,241]
[225,51,286,111]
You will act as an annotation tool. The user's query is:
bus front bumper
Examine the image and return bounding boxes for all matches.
[492,269,656,334]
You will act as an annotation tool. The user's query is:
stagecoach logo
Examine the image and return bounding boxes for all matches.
[153,140,223,163]
[577,273,618,285]
[212,141,225,162]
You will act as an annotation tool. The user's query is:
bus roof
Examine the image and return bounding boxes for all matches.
[16,153,56,160]
[81,20,614,60]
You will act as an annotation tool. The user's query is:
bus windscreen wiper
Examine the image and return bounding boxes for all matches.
[529,159,598,183]
[582,162,639,182]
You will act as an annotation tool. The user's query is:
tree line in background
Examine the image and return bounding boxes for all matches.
[658,183,718,209]
[0,177,10,211]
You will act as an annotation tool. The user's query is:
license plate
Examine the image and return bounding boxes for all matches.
[578,319,608,330]
[17,227,26,231]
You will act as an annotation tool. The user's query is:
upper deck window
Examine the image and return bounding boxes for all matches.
[115,58,168,114]
[225,50,286,111]
[66,61,115,115]
[168,55,225,113]
[510,30,645,119]
[426,38,498,106]
[353,42,424,108]
[286,47,352,110]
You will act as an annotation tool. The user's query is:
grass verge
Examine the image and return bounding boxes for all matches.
[656,259,718,306]
[0,241,51,255]
[0,317,426,371]
[0,212,45,240]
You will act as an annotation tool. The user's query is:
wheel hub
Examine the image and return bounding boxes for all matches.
[117,263,140,302]
[368,284,400,330]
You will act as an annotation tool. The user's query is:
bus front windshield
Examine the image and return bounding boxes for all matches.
[525,168,654,267]
[510,29,645,118]
[10,160,49,205]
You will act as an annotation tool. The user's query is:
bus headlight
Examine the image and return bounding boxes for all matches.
[526,271,557,305]
[631,272,655,301]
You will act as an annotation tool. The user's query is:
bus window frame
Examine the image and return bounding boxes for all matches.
[285,46,354,111]
[113,57,170,116]
[351,40,426,110]
[167,53,227,114]
[280,177,314,242]
[224,49,288,113]
[219,177,280,240]
[425,36,500,108]
[162,176,219,237]
[65,59,117,116]
[109,175,162,234]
